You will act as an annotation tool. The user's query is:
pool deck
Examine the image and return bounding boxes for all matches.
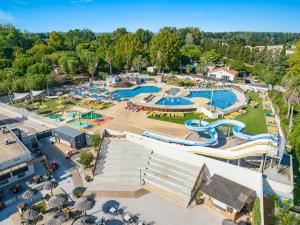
[90,101,191,138]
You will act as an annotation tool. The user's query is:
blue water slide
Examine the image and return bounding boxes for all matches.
[143,119,278,147]
[184,119,278,142]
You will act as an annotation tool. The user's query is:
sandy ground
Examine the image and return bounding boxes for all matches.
[87,101,191,138]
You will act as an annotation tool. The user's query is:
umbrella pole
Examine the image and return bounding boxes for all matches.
[51,189,53,196]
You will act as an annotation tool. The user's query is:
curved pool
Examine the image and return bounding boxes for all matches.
[156,97,194,106]
[111,86,161,99]
[186,90,236,109]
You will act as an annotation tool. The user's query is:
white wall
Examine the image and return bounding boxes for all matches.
[208,71,235,81]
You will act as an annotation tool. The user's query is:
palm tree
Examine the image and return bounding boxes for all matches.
[283,76,300,133]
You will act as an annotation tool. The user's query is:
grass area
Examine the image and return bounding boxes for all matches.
[235,91,268,134]
[149,91,268,135]
[11,98,78,116]
[148,112,210,124]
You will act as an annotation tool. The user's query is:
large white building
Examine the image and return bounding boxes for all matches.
[0,127,35,188]
[207,67,238,81]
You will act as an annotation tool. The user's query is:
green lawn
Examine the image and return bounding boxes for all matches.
[235,92,268,134]
[149,91,268,135]
[11,98,77,116]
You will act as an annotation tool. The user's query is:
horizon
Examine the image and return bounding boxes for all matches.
[0,0,300,33]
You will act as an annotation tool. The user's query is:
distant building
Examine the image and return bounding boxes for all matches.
[146,66,157,73]
[53,126,86,149]
[207,67,238,81]
[0,127,35,188]
[106,75,121,87]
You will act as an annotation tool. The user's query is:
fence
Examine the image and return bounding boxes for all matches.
[0,102,57,127]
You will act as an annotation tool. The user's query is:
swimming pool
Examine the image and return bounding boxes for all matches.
[72,121,93,129]
[156,97,194,106]
[111,86,161,99]
[186,90,236,109]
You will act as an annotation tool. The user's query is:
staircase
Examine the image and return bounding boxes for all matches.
[143,153,201,204]
[93,137,152,190]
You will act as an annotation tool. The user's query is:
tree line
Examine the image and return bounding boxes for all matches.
[0,24,299,95]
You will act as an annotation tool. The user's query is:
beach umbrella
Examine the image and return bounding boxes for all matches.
[73,217,96,225]
[45,217,63,225]
[45,211,68,225]
[75,194,95,215]
[222,219,237,225]
[48,193,68,209]
[23,208,39,221]
[43,181,58,196]
[22,189,37,206]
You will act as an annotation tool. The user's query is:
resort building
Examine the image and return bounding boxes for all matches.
[207,67,238,81]
[53,126,86,149]
[200,174,255,220]
[0,127,35,188]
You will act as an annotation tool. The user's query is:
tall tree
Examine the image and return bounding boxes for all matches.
[150,27,180,72]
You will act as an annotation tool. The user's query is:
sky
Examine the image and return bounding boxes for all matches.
[0,0,300,33]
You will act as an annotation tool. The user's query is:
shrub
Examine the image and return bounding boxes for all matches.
[77,152,93,168]
[36,200,47,214]
[252,197,261,225]
[73,189,84,198]
[89,134,101,150]
[85,175,93,182]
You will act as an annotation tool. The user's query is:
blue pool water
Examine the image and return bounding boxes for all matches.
[186,90,236,109]
[111,86,161,99]
[156,97,194,106]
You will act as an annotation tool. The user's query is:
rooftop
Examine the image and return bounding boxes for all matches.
[200,174,255,211]
[54,126,83,138]
[0,128,29,165]
[209,67,238,75]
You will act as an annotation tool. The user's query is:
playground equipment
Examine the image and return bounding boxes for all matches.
[143,119,280,160]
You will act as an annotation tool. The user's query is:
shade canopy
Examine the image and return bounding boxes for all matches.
[75,196,95,212]
[45,211,68,225]
[12,92,31,101]
[44,181,58,191]
[48,193,68,208]
[222,219,237,225]
[23,208,39,221]
[73,217,96,225]
[22,189,37,200]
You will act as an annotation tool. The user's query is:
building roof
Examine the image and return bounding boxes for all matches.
[0,128,31,169]
[209,67,238,76]
[54,126,83,138]
[200,174,255,211]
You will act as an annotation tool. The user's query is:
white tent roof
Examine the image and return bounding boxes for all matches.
[12,92,31,101]
[31,90,46,97]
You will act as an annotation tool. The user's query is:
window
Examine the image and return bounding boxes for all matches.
[0,179,9,187]
[12,166,28,176]
[209,74,216,78]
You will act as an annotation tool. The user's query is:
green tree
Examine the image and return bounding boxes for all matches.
[47,31,65,50]
[180,44,202,63]
[115,33,142,70]
[58,52,80,77]
[27,63,50,75]
[283,76,300,133]
[150,27,180,72]
[77,152,93,168]
[89,134,101,150]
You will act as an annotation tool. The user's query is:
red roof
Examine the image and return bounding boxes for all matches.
[210,67,238,76]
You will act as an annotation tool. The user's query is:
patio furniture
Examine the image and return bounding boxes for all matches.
[108,206,117,215]
[122,213,132,223]
[32,175,42,184]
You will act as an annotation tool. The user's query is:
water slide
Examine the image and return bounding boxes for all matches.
[142,119,279,159]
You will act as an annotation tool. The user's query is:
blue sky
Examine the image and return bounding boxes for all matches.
[0,0,300,32]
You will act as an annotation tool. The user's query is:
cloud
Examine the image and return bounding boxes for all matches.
[0,10,14,21]
[192,12,203,17]
[69,0,93,4]
[14,0,28,5]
